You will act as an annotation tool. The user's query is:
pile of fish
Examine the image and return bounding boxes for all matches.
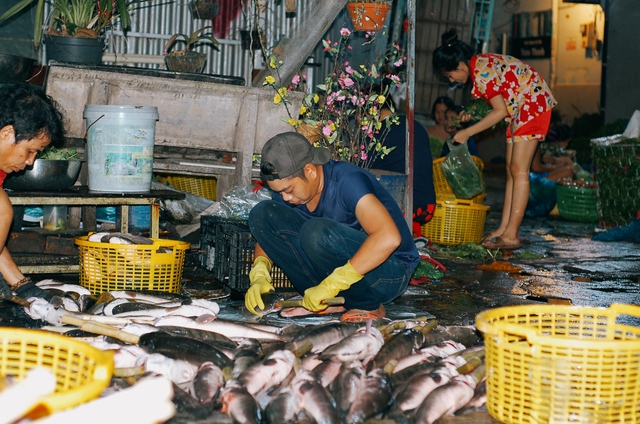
[16,282,488,423]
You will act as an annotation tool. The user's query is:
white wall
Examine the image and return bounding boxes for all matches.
[554,2,604,122]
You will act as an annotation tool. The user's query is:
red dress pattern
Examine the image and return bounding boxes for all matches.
[470,54,556,140]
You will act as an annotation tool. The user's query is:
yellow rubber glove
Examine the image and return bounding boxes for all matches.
[301,261,363,312]
[245,256,275,316]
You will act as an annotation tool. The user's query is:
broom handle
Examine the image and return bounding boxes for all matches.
[62,315,140,344]
[277,296,345,308]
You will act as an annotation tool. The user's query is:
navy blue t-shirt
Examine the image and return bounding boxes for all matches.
[272,160,420,272]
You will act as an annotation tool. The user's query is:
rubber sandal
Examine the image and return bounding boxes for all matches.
[340,304,386,322]
[482,236,522,251]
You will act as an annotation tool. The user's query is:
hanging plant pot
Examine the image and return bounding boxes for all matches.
[190,0,220,20]
[165,51,207,73]
[346,2,391,32]
[44,35,104,65]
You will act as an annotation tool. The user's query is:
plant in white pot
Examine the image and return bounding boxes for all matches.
[164,26,220,74]
[0,0,149,64]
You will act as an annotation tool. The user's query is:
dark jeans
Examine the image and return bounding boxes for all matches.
[248,200,411,310]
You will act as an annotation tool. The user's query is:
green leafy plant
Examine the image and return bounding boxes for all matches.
[0,0,150,46]
[164,26,219,55]
[37,146,81,160]
[263,27,405,169]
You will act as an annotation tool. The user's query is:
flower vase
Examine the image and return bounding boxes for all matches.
[346,2,391,32]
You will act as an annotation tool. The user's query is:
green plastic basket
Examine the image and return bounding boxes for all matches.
[556,185,598,223]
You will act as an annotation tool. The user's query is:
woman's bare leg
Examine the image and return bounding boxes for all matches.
[483,143,515,241]
[498,140,539,245]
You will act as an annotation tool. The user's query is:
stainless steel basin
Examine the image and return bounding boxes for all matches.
[4,160,82,191]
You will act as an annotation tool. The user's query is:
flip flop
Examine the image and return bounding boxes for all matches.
[340,304,386,323]
[482,237,522,250]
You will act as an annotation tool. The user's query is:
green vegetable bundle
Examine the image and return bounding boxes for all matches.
[37,146,81,160]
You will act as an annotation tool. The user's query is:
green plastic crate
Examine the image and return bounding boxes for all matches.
[556,185,598,223]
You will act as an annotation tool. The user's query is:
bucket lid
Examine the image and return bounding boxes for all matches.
[83,105,159,120]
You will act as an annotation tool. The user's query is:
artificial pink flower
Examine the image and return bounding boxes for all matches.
[292,74,300,85]
[340,28,351,37]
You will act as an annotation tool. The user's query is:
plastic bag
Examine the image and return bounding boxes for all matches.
[526,172,557,218]
[213,182,273,220]
[440,140,483,199]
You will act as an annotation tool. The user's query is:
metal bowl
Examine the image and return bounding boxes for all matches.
[4,160,82,191]
[0,53,36,84]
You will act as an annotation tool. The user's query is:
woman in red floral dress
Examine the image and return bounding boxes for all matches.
[432,28,557,250]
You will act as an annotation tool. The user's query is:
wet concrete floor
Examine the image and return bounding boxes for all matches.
[189,165,640,327]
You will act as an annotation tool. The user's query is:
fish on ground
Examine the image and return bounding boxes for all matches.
[220,380,262,424]
[291,370,341,424]
[319,321,384,364]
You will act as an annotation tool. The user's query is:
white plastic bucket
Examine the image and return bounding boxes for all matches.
[84,105,159,192]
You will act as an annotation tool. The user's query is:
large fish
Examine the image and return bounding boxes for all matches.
[319,322,384,364]
[291,370,341,424]
[390,355,467,388]
[138,331,233,369]
[139,353,199,391]
[393,340,467,373]
[232,339,263,379]
[264,386,301,424]
[330,361,366,414]
[367,326,427,371]
[160,325,238,351]
[413,364,485,424]
[190,361,226,405]
[220,380,261,424]
[310,359,343,388]
[286,322,360,354]
[388,361,460,415]
[171,382,214,419]
[110,290,190,304]
[344,367,393,424]
[154,316,288,342]
[238,349,297,397]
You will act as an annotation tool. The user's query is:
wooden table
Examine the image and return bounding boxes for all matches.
[7,187,185,274]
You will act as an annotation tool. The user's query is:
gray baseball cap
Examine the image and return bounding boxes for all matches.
[260,132,331,181]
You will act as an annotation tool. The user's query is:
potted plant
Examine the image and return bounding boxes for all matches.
[0,0,148,64]
[190,0,220,20]
[346,0,392,32]
[263,27,405,170]
[164,26,220,73]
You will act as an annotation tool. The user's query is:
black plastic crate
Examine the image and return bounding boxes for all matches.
[200,216,292,292]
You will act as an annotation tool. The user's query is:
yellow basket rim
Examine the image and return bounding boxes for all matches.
[74,235,190,249]
[0,328,114,411]
[476,303,640,348]
[436,198,490,210]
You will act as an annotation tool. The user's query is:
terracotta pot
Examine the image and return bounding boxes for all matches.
[346,2,391,32]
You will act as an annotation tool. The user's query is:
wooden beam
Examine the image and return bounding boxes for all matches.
[252,0,349,87]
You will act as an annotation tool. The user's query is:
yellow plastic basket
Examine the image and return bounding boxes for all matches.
[75,236,190,294]
[159,174,217,201]
[0,328,113,417]
[433,155,485,203]
[421,199,489,245]
[476,304,640,424]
